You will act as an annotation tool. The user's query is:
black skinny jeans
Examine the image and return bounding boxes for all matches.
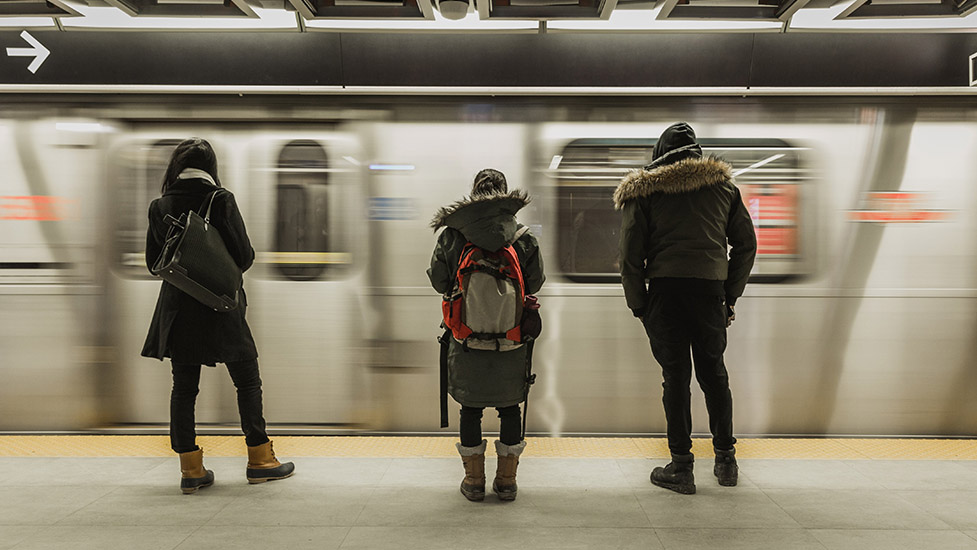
[460,405,522,448]
[643,292,736,456]
[170,359,270,453]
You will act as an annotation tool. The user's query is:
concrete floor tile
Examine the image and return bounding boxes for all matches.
[893,491,977,529]
[354,486,538,528]
[740,460,880,490]
[0,526,39,549]
[339,526,663,550]
[655,528,825,550]
[207,486,372,526]
[764,489,951,529]
[0,458,169,487]
[812,529,977,550]
[517,458,632,488]
[174,526,350,550]
[617,458,758,489]
[846,460,977,491]
[55,487,238,526]
[636,487,799,529]
[287,458,390,486]
[0,486,115,526]
[11,526,196,550]
[356,486,649,528]
[377,458,461,487]
[520,489,652,527]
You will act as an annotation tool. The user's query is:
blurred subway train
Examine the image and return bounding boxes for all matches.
[1,95,975,437]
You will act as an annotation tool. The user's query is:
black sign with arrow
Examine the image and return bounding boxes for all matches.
[0,31,343,86]
[1,31,977,89]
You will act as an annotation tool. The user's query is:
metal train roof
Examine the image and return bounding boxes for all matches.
[2,0,976,32]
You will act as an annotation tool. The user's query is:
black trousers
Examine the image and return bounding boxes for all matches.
[460,405,522,447]
[170,359,270,453]
[643,292,736,456]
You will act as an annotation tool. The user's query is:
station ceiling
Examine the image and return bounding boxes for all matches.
[1,0,976,31]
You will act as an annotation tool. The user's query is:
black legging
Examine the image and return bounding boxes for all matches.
[460,405,522,448]
[169,359,270,453]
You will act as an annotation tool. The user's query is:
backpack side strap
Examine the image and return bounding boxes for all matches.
[510,225,530,245]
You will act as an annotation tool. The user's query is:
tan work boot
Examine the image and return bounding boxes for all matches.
[246,441,295,484]
[493,440,526,501]
[456,440,486,502]
[179,447,215,495]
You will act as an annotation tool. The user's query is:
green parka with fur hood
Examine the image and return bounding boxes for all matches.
[427,189,545,408]
[614,126,757,315]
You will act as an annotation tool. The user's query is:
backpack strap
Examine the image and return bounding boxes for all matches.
[438,328,451,429]
[522,340,536,439]
[510,225,530,245]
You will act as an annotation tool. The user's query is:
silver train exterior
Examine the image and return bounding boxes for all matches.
[1,97,975,437]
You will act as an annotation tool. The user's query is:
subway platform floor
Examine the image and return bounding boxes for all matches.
[1,436,977,550]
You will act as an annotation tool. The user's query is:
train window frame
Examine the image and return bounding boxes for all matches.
[267,139,351,282]
[553,138,813,284]
[112,138,186,280]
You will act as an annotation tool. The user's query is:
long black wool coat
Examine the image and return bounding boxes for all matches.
[141,178,258,366]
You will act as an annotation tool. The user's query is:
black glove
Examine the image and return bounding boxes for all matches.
[632,305,648,319]
[726,305,735,328]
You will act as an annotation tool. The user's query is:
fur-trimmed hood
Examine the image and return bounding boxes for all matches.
[613,156,732,210]
[430,189,530,251]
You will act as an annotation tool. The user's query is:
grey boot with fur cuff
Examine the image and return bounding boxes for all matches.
[493,440,526,501]
[456,440,487,502]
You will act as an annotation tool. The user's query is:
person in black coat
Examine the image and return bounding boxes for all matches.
[141,138,294,494]
[614,123,757,495]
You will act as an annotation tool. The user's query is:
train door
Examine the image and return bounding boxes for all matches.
[243,133,365,425]
[106,131,240,425]
[0,119,101,429]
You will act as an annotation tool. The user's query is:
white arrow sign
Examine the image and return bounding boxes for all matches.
[6,31,50,74]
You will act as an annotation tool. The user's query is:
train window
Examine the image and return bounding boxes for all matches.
[272,140,346,281]
[555,138,809,283]
[113,139,182,279]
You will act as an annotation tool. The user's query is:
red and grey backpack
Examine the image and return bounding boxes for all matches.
[441,227,529,351]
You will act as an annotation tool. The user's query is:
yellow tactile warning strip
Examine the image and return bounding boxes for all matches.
[1,436,977,460]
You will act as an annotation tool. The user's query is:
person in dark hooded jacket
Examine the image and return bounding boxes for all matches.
[614,123,757,495]
[428,169,544,502]
[142,138,294,494]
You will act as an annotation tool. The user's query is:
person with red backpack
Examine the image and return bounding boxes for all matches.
[428,169,545,502]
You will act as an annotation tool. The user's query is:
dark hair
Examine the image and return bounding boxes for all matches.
[472,168,507,197]
[161,138,221,193]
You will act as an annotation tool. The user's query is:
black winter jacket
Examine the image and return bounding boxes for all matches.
[141,178,258,365]
[614,156,757,312]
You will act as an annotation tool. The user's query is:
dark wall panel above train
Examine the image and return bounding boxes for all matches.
[751,34,977,88]
[339,34,754,87]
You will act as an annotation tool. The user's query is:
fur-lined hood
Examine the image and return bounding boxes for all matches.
[613,157,732,210]
[430,189,530,251]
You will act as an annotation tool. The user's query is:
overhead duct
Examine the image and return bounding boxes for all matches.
[287,0,434,19]
[657,0,810,20]
[437,0,469,18]
[837,0,977,18]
